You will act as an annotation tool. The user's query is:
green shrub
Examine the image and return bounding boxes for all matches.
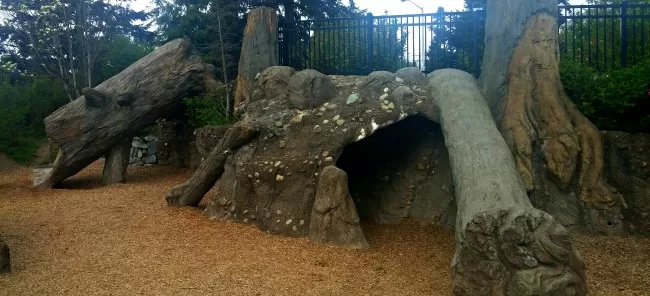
[560,56,650,130]
[0,75,68,163]
[183,87,234,128]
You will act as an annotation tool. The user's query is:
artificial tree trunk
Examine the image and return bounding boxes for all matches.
[166,122,259,207]
[233,7,279,115]
[34,38,217,189]
[479,0,616,210]
[430,69,586,296]
[101,137,131,185]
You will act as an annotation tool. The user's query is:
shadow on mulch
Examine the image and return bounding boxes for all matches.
[56,164,190,190]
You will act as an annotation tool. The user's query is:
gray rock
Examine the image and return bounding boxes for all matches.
[396,67,426,85]
[346,93,361,105]
[258,66,296,101]
[147,145,157,155]
[132,140,148,149]
[288,69,338,110]
[361,71,395,92]
[144,155,157,164]
[144,135,156,142]
[390,85,416,103]
[308,166,369,249]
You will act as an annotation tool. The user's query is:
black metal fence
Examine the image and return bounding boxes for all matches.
[559,2,650,71]
[279,1,650,76]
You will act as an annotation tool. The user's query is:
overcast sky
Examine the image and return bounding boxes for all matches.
[130,0,589,15]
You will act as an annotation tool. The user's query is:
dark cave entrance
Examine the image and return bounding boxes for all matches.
[336,115,455,226]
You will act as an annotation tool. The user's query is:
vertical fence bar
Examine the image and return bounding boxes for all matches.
[596,7,600,71]
[641,6,645,62]
[621,1,629,67]
[472,7,481,77]
[579,7,583,64]
[572,7,576,61]
[367,13,374,73]
[587,8,592,66]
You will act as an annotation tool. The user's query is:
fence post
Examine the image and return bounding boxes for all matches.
[366,13,374,73]
[281,19,291,66]
[471,5,481,77]
[620,1,628,67]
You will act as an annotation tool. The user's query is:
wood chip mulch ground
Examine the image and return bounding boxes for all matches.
[0,162,648,295]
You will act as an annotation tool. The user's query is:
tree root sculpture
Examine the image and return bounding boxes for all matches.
[166,122,258,207]
[480,4,616,210]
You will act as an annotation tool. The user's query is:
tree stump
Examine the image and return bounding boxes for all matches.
[34,38,217,189]
[430,69,586,296]
[234,7,279,115]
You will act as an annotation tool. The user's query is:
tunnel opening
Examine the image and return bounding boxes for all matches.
[336,115,456,227]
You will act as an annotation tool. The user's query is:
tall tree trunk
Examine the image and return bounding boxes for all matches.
[215,0,231,118]
[479,0,617,213]
[431,69,586,296]
[233,7,279,116]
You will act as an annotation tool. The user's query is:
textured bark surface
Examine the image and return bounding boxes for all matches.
[430,69,586,296]
[479,0,616,210]
[0,238,9,273]
[101,137,131,185]
[234,7,279,115]
[34,38,216,188]
[166,122,259,207]
[309,166,369,249]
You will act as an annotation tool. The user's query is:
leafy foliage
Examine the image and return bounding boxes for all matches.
[0,73,68,162]
[183,87,234,128]
[0,0,153,100]
[560,56,650,131]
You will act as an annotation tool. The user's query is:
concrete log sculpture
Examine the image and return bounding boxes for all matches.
[430,69,586,296]
[175,65,589,295]
[34,38,217,188]
[234,7,279,115]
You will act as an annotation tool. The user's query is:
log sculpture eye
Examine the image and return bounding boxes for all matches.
[81,87,109,108]
[116,93,133,107]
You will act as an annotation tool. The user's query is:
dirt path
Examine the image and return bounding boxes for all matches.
[0,162,648,295]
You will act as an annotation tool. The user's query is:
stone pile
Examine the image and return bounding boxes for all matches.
[129,136,158,166]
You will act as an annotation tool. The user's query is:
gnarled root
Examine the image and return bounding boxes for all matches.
[452,208,586,296]
[498,13,615,209]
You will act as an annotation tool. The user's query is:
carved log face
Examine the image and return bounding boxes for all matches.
[36,38,216,188]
